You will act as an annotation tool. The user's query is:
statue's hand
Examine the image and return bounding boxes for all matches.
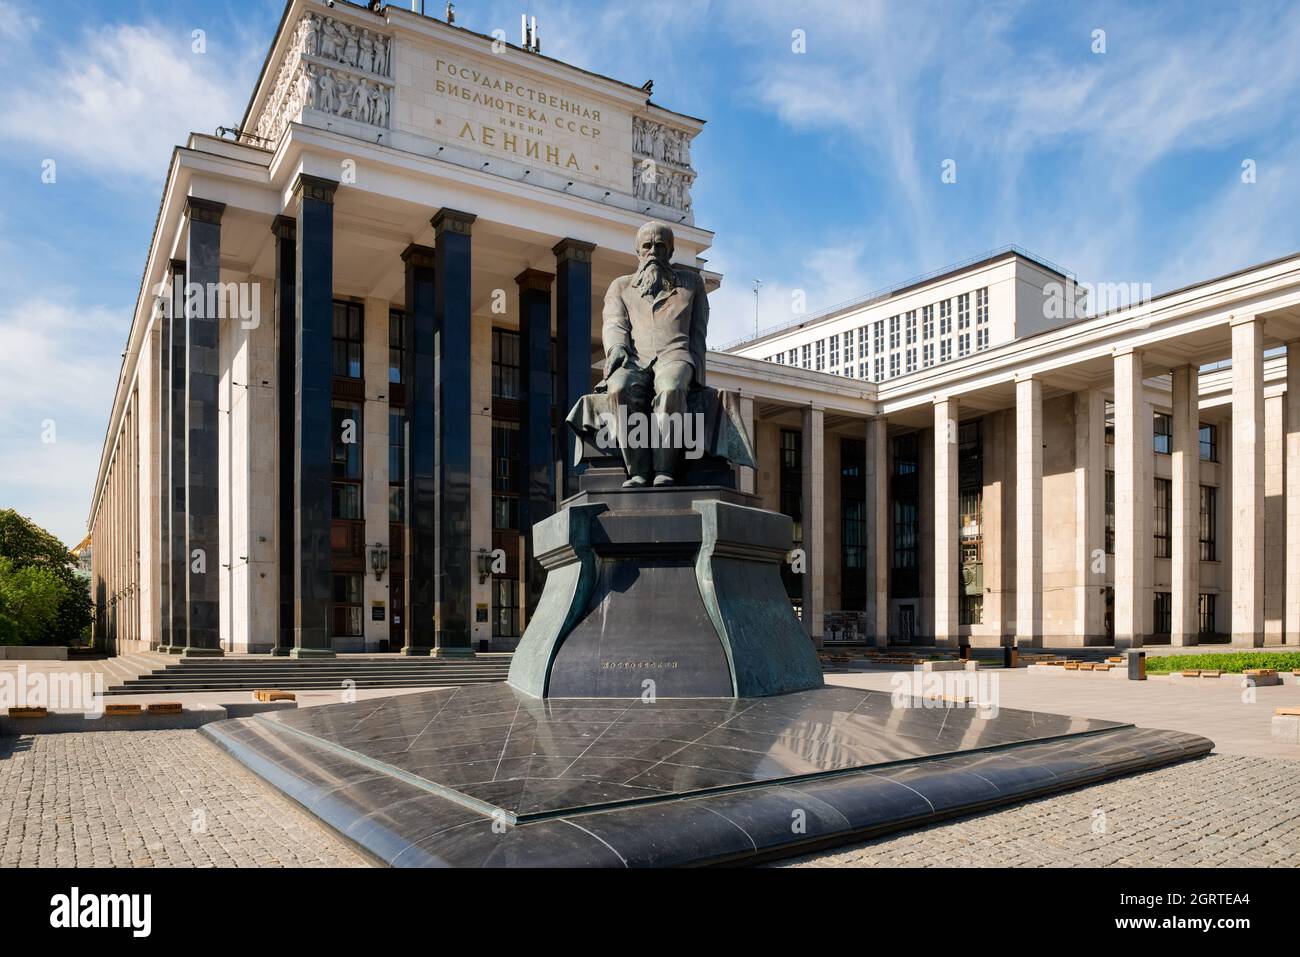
[604,345,629,378]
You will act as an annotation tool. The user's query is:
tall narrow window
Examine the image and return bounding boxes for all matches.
[1104,469,1115,554]
[331,401,362,520]
[1153,592,1171,635]
[388,409,406,522]
[1153,412,1172,454]
[1199,485,1217,561]
[1198,593,1216,635]
[491,328,521,400]
[957,292,970,330]
[1153,478,1171,559]
[1199,423,1217,462]
[388,310,406,384]
[332,300,364,378]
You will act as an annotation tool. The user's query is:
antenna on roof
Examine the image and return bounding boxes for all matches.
[520,13,540,52]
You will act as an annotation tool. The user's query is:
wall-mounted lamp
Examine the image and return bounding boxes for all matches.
[369,542,390,582]
[476,548,494,585]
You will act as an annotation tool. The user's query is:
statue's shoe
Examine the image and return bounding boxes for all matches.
[653,473,675,487]
[622,475,649,488]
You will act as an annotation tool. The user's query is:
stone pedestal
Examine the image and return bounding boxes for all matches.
[507,471,824,699]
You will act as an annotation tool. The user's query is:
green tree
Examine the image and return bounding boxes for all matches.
[0,558,64,644]
[0,509,92,645]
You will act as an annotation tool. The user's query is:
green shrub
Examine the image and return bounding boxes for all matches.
[1145,652,1300,674]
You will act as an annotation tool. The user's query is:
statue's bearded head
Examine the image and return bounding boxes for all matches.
[631,221,676,297]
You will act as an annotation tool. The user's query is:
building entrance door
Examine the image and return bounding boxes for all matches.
[897,605,915,644]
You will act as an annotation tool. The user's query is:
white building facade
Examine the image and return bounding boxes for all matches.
[87,0,1300,657]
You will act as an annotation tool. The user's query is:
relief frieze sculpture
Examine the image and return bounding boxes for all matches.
[632,116,696,212]
[254,12,394,145]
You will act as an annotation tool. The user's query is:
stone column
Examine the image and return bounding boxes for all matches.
[1171,366,1199,646]
[865,416,889,646]
[1015,377,1042,647]
[1265,394,1285,643]
[432,208,477,657]
[155,272,172,651]
[401,243,437,655]
[1287,343,1300,644]
[182,197,225,656]
[737,395,756,494]
[1073,390,1105,642]
[271,215,296,655]
[363,297,391,651]
[933,397,959,647]
[1231,315,1265,646]
[801,406,825,647]
[517,268,556,625]
[164,260,187,652]
[553,239,596,500]
[291,175,338,658]
[1114,349,1151,648]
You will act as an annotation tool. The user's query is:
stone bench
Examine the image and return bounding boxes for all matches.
[1272,708,1300,745]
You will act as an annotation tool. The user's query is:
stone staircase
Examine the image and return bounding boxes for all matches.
[101,653,513,695]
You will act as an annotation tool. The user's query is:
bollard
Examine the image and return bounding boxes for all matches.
[1127,649,1146,680]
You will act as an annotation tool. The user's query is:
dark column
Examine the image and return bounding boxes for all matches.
[292,175,339,658]
[516,268,555,624]
[156,267,173,652]
[552,239,596,500]
[183,197,225,656]
[272,215,297,656]
[165,260,187,653]
[431,208,476,657]
[401,243,437,655]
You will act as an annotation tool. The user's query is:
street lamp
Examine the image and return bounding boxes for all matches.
[368,543,389,582]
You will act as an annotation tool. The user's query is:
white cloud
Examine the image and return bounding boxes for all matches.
[0,20,252,183]
[0,297,124,545]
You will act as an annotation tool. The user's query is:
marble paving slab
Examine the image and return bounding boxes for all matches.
[200,683,1213,866]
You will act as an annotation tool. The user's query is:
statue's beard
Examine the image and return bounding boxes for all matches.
[632,257,675,297]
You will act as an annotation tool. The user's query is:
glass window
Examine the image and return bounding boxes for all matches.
[388,409,406,522]
[905,311,917,345]
[331,300,363,378]
[493,577,520,638]
[1154,413,1172,454]
[1153,592,1171,635]
[975,287,988,325]
[922,305,934,340]
[1154,478,1171,559]
[1104,400,1115,443]
[939,300,951,336]
[1104,470,1115,554]
[1198,593,1216,635]
[388,310,405,384]
[1199,485,1217,561]
[492,421,520,494]
[330,573,363,638]
[1199,423,1217,462]
[957,293,970,330]
[332,403,362,480]
[492,329,521,400]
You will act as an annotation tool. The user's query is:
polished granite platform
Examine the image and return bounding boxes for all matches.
[200,683,1213,866]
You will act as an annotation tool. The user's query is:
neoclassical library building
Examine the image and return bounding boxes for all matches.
[89,0,1300,656]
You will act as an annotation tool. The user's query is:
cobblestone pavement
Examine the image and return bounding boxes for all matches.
[779,755,1300,867]
[0,731,369,867]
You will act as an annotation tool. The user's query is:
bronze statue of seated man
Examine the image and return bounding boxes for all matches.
[598,221,709,486]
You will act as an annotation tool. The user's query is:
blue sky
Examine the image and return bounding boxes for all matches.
[2,0,1299,546]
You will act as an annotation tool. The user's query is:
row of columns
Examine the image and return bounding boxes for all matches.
[257,174,596,655]
[153,198,225,656]
[838,316,1299,648]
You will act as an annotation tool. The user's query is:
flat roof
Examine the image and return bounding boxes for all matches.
[719,244,1071,353]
